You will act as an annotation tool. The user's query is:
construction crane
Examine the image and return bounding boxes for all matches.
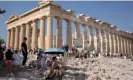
[0,8,6,14]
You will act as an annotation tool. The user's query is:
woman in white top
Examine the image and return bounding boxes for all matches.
[13,50,23,70]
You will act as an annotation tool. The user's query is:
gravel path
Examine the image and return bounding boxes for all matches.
[1,57,133,80]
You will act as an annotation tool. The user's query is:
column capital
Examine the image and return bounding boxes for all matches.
[31,19,38,23]
[26,21,32,25]
[74,21,78,25]
[47,14,53,17]
[64,19,70,23]
[55,16,62,20]
[40,16,47,20]
[14,26,19,31]
[82,24,86,27]
[7,29,11,31]
[11,27,15,31]
[88,25,93,28]
[95,27,100,30]
[21,23,26,27]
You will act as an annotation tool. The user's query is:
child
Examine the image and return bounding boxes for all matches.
[41,54,48,71]
[13,50,23,71]
[5,49,14,77]
[36,53,42,70]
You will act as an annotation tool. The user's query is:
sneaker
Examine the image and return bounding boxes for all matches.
[6,73,10,77]
[10,73,15,77]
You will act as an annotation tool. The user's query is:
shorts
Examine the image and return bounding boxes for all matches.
[6,60,13,66]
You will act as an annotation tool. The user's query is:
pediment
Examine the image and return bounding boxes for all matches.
[7,14,18,21]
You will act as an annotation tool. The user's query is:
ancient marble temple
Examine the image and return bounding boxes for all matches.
[6,1,133,55]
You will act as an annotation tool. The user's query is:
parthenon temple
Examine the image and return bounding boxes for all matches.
[6,1,133,55]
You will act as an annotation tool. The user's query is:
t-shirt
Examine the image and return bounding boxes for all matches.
[64,46,69,52]
[21,42,27,53]
[5,50,13,60]
[13,53,23,65]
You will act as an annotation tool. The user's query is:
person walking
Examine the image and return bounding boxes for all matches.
[5,49,14,77]
[21,37,28,66]
[64,44,69,53]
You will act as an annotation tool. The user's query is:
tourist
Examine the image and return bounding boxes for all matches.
[0,48,4,69]
[13,50,23,71]
[64,44,69,53]
[36,53,42,70]
[46,56,62,80]
[21,37,28,66]
[5,49,14,77]
[41,54,48,71]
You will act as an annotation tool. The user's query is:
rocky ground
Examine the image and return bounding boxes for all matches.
[0,57,133,80]
[66,57,133,80]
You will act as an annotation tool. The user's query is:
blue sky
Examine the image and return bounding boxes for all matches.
[0,1,133,42]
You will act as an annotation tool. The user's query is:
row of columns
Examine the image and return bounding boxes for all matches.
[88,27,133,55]
[6,16,73,50]
[74,23,133,55]
[7,17,53,50]
[7,16,133,55]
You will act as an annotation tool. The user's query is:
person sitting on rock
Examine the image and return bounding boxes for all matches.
[46,56,63,79]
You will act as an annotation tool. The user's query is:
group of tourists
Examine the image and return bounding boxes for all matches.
[0,37,65,80]
[0,37,28,77]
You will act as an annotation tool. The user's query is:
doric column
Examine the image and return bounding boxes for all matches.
[125,37,128,55]
[6,29,11,47]
[39,17,46,50]
[105,32,110,53]
[131,39,133,54]
[56,17,62,48]
[115,34,118,53]
[121,36,124,54]
[10,28,15,48]
[123,37,127,54]
[119,36,122,53]
[19,25,25,49]
[26,22,31,50]
[10,29,13,48]
[66,20,72,49]
[47,16,53,48]
[127,38,130,54]
[129,38,131,54]
[112,33,116,53]
[95,28,100,53]
[14,27,19,49]
[117,35,121,53]
[129,38,132,54]
[100,29,105,53]
[110,34,113,54]
[74,22,80,39]
[125,37,128,54]
[82,26,88,50]
[109,33,113,54]
[88,26,94,51]
[128,38,131,54]
[31,20,38,50]
[103,31,106,53]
